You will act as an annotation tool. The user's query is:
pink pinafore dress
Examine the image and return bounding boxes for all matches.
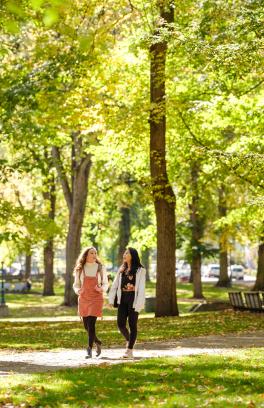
[78,268,104,318]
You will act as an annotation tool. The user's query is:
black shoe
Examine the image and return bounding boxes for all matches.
[95,341,102,357]
[85,347,92,359]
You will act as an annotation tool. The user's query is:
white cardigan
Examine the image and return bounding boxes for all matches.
[73,264,109,295]
[108,267,146,313]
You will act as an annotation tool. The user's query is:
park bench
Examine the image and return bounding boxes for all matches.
[3,282,11,292]
[13,282,30,293]
[228,291,246,311]
[13,282,25,292]
[243,291,264,313]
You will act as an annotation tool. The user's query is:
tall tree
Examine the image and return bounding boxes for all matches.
[189,161,205,298]
[25,253,32,279]
[42,172,56,296]
[117,207,131,265]
[141,248,151,282]
[149,0,178,316]
[52,134,92,305]
[216,185,231,287]
[253,237,264,291]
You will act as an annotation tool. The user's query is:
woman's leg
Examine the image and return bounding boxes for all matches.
[127,309,139,349]
[94,334,101,344]
[82,316,89,332]
[87,316,97,348]
[117,302,129,342]
[82,316,89,347]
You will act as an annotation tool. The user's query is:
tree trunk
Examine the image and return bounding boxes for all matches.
[64,160,91,306]
[191,252,202,297]
[52,133,92,306]
[89,223,99,250]
[64,211,83,305]
[216,185,231,287]
[253,240,264,290]
[217,243,230,287]
[43,176,56,296]
[149,1,178,317]
[117,207,130,265]
[43,240,55,296]
[25,254,31,279]
[189,162,204,299]
[142,248,150,282]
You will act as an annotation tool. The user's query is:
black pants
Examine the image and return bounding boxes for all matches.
[82,316,101,348]
[117,292,139,349]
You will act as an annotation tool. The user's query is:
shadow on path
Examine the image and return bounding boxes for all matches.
[0,331,263,375]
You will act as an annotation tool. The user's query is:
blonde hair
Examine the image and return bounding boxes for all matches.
[73,246,102,277]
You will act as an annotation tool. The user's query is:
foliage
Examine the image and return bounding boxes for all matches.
[0,0,263,293]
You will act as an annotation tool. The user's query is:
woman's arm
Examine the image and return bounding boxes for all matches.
[101,266,109,292]
[134,268,146,312]
[73,271,81,295]
[108,271,120,304]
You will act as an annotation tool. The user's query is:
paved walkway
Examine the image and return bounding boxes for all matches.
[0,331,263,375]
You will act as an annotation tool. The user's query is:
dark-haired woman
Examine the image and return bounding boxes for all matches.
[73,246,108,358]
[109,247,146,359]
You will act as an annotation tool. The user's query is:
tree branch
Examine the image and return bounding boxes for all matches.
[237,79,264,97]
[176,109,264,190]
[52,146,73,211]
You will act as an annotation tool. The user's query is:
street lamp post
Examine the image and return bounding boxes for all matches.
[0,262,9,316]
[1,262,5,306]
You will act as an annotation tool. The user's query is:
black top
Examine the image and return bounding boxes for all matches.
[121,269,136,291]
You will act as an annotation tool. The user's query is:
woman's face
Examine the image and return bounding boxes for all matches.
[123,249,132,264]
[86,248,97,263]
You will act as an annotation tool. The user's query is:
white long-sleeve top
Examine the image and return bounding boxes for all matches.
[108,267,146,313]
[73,262,109,295]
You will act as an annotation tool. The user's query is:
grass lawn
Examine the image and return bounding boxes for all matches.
[1,310,264,351]
[0,349,263,407]
[3,280,249,319]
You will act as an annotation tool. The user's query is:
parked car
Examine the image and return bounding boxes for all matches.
[229,264,244,280]
[207,264,220,278]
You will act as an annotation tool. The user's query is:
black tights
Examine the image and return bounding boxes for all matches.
[82,316,101,348]
[117,293,139,349]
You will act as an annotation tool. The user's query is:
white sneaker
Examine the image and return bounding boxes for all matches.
[122,348,133,359]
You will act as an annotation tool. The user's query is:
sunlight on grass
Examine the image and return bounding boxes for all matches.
[2,280,251,320]
[0,311,264,351]
[0,349,263,407]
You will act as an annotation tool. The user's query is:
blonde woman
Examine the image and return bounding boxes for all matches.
[73,246,108,358]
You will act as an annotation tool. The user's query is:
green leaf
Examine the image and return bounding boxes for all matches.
[43,9,59,27]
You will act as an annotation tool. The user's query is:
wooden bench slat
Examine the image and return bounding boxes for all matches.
[243,291,264,312]
[228,292,245,310]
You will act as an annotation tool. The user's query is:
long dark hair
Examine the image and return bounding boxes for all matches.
[121,247,143,274]
[73,246,102,277]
